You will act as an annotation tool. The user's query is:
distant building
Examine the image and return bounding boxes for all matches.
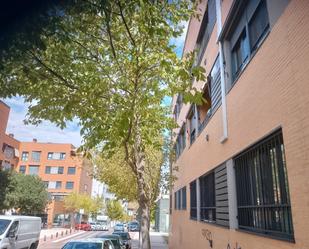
[92,179,115,201]
[154,195,169,233]
[18,140,92,227]
[0,100,93,227]
[0,101,20,170]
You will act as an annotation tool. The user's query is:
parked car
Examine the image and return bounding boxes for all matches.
[62,238,115,249]
[128,221,140,232]
[89,222,98,231]
[112,232,131,249]
[96,235,124,249]
[113,223,124,232]
[97,222,108,231]
[0,215,41,249]
[75,221,91,231]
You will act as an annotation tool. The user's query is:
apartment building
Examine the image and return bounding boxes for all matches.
[0,100,92,227]
[171,1,309,249]
[18,141,93,226]
[0,100,20,170]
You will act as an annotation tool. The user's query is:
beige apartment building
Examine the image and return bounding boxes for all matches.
[171,1,309,249]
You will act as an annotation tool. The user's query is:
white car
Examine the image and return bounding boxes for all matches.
[0,215,41,249]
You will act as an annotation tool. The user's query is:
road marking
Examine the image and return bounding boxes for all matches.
[52,231,86,243]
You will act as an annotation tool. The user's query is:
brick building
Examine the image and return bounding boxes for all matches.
[0,100,92,227]
[171,1,309,249]
[0,101,20,170]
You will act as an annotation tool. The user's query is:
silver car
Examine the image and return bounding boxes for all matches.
[62,238,115,249]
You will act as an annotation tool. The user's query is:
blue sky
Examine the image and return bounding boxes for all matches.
[2,22,187,148]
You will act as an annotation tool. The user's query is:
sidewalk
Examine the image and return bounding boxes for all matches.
[40,227,83,241]
[131,232,168,249]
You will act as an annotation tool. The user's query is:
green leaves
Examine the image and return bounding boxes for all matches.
[106,200,125,221]
[64,192,104,216]
[5,173,48,214]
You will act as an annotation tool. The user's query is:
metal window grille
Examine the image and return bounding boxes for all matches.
[190,181,197,219]
[234,130,294,240]
[200,172,216,222]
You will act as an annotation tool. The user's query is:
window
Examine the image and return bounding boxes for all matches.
[56,181,62,189]
[29,165,39,175]
[175,124,186,160]
[68,167,76,175]
[84,184,88,191]
[198,56,222,133]
[200,172,216,222]
[194,0,216,66]
[19,165,26,174]
[6,221,19,238]
[45,166,64,174]
[47,181,62,189]
[228,0,269,81]
[234,130,294,240]
[188,106,197,145]
[66,181,74,189]
[21,152,29,161]
[31,151,41,162]
[174,94,183,121]
[174,187,186,210]
[48,152,66,160]
[190,181,197,220]
[43,181,49,188]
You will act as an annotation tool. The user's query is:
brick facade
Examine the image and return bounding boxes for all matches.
[170,0,309,248]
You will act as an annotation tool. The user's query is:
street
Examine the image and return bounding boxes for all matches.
[38,231,106,249]
[38,231,141,249]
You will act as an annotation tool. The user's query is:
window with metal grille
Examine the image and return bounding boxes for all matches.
[200,172,216,222]
[234,130,294,241]
[190,180,197,220]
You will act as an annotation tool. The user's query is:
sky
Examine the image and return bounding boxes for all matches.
[2,21,188,148]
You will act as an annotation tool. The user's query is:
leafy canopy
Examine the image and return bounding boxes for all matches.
[6,173,48,214]
[106,200,125,221]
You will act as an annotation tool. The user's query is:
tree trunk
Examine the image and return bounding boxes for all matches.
[138,190,151,249]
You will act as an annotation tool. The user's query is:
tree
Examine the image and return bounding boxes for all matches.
[0,1,205,248]
[64,192,104,224]
[106,200,124,221]
[6,173,48,214]
[0,170,13,212]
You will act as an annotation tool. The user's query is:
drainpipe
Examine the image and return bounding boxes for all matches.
[216,0,228,143]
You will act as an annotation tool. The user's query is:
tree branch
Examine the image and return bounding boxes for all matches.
[27,50,79,90]
[117,0,136,46]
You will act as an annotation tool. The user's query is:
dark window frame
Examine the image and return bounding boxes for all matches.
[190,180,197,220]
[227,0,270,82]
[66,181,74,189]
[19,165,26,174]
[200,171,216,223]
[68,167,76,175]
[234,129,294,241]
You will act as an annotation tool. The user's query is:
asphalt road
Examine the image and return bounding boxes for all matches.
[38,231,109,249]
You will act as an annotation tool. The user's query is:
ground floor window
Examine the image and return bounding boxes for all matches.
[200,172,216,222]
[234,129,294,240]
[190,181,197,219]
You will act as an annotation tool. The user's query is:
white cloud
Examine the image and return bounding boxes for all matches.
[3,97,82,147]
